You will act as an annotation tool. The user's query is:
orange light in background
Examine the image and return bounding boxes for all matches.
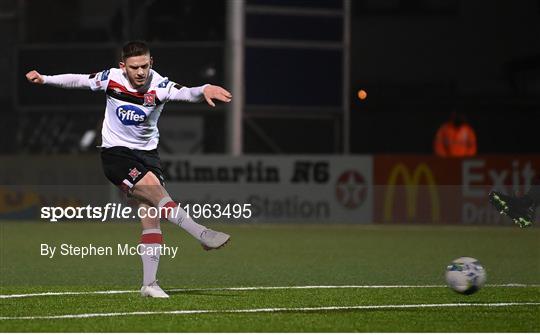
[357,89,367,100]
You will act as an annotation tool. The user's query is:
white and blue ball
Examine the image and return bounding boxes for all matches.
[445,257,486,295]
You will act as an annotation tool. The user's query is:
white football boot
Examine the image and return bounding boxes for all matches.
[140,280,169,298]
[200,229,230,250]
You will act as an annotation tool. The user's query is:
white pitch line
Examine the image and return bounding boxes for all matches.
[0,289,136,299]
[1,283,538,299]
[1,302,539,320]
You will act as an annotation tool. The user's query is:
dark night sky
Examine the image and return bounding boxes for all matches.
[3,0,540,153]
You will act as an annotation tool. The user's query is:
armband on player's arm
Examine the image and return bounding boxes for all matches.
[167,83,209,103]
[42,74,92,89]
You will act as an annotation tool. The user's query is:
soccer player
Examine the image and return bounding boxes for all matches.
[26,41,232,298]
[489,183,539,228]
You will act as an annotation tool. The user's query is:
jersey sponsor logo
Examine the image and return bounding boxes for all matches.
[116,105,147,125]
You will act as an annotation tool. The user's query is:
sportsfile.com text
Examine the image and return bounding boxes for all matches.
[40,203,253,222]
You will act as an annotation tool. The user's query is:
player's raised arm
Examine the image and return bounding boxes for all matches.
[25,69,111,91]
[25,70,45,84]
[164,82,232,107]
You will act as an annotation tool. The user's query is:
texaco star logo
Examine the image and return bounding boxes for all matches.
[336,170,367,209]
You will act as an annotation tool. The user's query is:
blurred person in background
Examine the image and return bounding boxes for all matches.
[433,111,477,157]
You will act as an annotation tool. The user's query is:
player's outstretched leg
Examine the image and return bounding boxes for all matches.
[132,172,230,250]
[488,191,536,228]
[159,196,230,250]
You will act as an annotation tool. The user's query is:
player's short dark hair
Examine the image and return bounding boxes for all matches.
[121,41,150,61]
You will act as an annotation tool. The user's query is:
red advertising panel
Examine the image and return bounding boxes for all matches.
[374,155,540,225]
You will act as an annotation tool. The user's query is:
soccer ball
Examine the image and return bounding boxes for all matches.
[445,257,486,295]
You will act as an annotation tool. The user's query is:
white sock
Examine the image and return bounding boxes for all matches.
[158,196,207,240]
[140,228,162,286]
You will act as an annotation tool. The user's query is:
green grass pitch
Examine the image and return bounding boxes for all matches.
[1,222,539,332]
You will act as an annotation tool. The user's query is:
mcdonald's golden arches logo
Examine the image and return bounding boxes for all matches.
[383,163,440,222]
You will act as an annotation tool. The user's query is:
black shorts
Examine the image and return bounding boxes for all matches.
[100,146,165,191]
